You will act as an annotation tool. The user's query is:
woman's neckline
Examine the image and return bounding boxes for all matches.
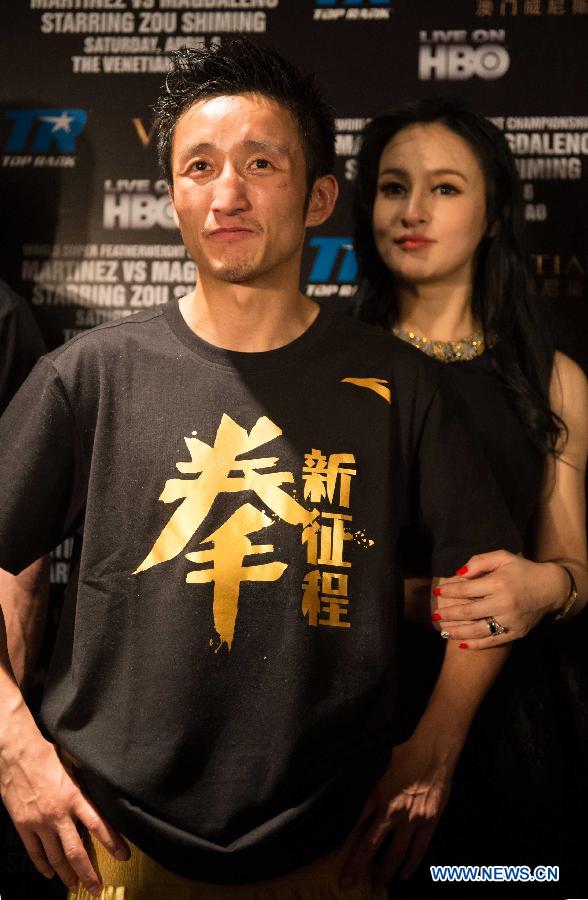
[392,324,488,363]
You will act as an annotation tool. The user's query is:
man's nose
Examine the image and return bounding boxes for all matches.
[211,163,250,216]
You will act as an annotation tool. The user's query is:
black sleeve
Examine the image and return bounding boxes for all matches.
[0,294,47,416]
[0,357,84,575]
[416,379,523,578]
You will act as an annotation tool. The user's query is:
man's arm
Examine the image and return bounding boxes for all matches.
[0,602,129,896]
[0,557,50,689]
[0,358,130,896]
[340,624,508,887]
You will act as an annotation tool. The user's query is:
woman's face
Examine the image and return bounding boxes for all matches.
[372,122,490,290]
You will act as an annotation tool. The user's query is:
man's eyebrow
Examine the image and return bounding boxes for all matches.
[378,166,469,182]
[242,139,291,158]
[178,139,292,160]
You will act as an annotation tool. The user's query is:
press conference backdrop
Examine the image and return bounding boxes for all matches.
[0,0,586,896]
[2,0,586,354]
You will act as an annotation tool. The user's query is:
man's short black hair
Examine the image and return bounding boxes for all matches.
[153,39,335,190]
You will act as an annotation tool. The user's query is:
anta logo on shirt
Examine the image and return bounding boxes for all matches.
[133,398,388,651]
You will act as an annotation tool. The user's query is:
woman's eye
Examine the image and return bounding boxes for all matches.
[378,182,405,197]
[434,183,460,195]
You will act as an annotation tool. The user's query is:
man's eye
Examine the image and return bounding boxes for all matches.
[192,160,209,172]
[252,158,271,170]
[378,182,405,197]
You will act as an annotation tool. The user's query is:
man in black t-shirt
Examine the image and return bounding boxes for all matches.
[0,283,49,688]
[0,42,521,899]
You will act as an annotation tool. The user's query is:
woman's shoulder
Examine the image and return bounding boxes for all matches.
[551,349,587,379]
[550,351,588,411]
[550,351,588,462]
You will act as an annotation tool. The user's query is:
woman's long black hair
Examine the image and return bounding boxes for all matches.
[354,97,564,456]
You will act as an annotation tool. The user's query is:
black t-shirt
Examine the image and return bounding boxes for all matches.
[0,300,521,882]
[0,280,46,415]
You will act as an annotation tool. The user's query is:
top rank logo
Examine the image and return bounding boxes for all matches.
[314,0,391,21]
[2,108,87,169]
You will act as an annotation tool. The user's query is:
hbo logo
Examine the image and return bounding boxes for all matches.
[103,194,175,230]
[419,44,510,81]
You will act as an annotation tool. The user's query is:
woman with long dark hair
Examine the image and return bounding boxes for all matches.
[353,98,588,896]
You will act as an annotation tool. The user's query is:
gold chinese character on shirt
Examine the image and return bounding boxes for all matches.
[300,443,358,629]
[185,503,286,650]
[302,570,350,629]
[136,414,317,573]
[135,414,318,651]
[302,450,356,507]
[303,512,353,568]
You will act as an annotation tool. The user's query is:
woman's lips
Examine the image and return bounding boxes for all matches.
[395,236,436,250]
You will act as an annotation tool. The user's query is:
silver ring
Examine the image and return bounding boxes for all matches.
[486,617,506,636]
[440,630,450,640]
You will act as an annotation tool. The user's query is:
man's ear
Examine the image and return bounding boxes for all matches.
[168,183,180,229]
[305,175,339,228]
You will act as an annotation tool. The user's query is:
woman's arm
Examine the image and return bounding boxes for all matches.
[339,613,509,887]
[430,352,588,647]
[534,350,588,616]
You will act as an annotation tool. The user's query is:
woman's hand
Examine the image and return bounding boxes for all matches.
[430,550,570,648]
[339,738,453,888]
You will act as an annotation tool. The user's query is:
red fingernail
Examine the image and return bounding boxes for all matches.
[433,587,442,596]
[456,566,468,575]
[431,612,442,622]
[459,642,469,649]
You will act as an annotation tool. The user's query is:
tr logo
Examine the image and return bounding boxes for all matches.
[4,109,87,153]
[308,237,358,283]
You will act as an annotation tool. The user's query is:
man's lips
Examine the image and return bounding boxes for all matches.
[208,227,257,240]
[395,235,436,250]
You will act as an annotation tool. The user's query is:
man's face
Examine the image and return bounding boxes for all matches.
[169,93,313,287]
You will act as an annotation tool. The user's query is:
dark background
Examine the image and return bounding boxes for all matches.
[0,1,586,897]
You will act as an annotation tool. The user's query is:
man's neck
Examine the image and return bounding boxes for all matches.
[179,277,320,352]
[397,281,479,342]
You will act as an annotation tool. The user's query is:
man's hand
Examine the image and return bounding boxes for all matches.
[0,722,129,896]
[339,738,452,889]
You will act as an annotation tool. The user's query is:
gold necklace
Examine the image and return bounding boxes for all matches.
[392,325,486,363]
